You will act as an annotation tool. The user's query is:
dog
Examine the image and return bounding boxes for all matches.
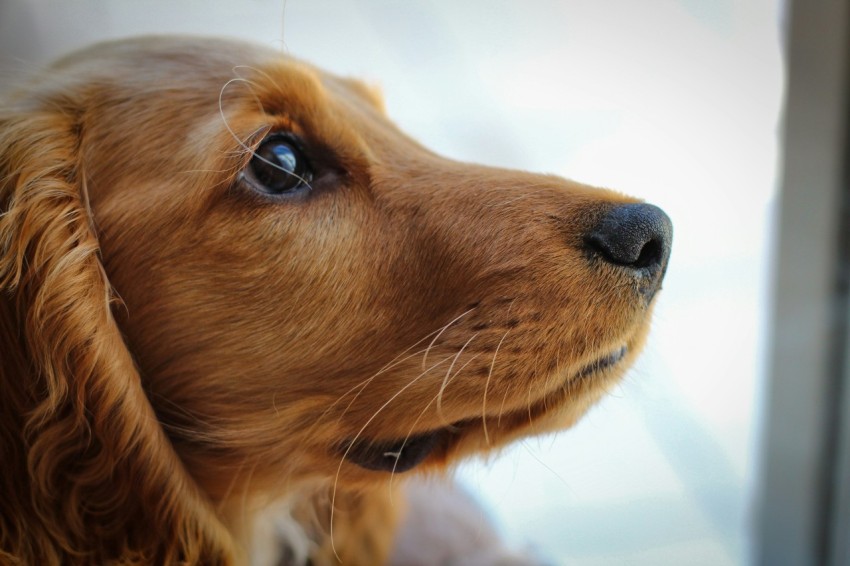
[0,36,672,565]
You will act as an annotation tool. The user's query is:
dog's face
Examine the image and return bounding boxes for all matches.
[24,37,670,500]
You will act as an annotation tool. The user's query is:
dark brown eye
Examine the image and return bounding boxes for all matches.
[244,135,313,195]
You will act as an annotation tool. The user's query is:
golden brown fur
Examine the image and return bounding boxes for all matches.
[0,36,671,565]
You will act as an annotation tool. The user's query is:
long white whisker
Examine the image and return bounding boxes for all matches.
[218,74,315,191]
[298,323,461,451]
[325,347,430,430]
[311,309,479,438]
[436,334,478,423]
[293,347,433,462]
[421,307,476,370]
[498,383,512,428]
[330,354,453,560]
[389,351,482,495]
[388,396,439,500]
[218,76,267,152]
[482,329,510,446]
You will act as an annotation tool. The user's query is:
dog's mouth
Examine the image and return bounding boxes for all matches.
[341,428,453,473]
[577,345,627,378]
[342,346,629,473]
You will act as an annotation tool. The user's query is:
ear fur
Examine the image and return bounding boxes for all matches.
[0,103,235,563]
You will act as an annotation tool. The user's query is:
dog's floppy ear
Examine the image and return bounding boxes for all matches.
[0,103,234,563]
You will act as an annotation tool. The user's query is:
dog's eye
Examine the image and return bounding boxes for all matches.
[244,135,313,195]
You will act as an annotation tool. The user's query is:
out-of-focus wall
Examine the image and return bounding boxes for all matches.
[0,2,783,564]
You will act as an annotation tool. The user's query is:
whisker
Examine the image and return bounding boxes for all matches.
[520,439,571,489]
[421,307,476,370]
[482,329,510,446]
[304,312,478,445]
[435,333,478,424]
[218,74,315,192]
[388,351,482,496]
[318,346,431,440]
[436,351,483,426]
[388,396,439,500]
[544,346,563,412]
[292,348,432,460]
[329,354,454,560]
[314,313,467,429]
[218,76,265,146]
[495,299,519,428]
[530,347,548,418]
[497,383,512,428]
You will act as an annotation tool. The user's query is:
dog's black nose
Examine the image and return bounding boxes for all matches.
[586,203,672,287]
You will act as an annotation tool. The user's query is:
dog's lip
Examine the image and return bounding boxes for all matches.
[341,428,451,473]
[576,345,628,378]
[343,346,629,473]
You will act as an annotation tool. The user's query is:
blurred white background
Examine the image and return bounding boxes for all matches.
[0,1,784,564]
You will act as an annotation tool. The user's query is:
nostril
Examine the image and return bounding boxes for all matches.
[585,203,673,271]
[634,238,662,269]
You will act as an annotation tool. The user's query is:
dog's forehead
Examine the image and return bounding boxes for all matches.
[27,36,385,158]
[26,36,383,118]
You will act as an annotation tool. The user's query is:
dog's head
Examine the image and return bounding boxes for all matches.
[0,35,670,561]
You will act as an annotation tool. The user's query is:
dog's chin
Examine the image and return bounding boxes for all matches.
[341,345,630,474]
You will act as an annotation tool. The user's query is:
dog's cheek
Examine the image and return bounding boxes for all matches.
[143,200,403,388]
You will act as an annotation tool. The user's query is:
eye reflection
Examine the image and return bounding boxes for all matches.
[269,143,297,174]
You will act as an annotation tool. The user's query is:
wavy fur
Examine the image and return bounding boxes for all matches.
[0,107,234,565]
[0,36,670,565]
